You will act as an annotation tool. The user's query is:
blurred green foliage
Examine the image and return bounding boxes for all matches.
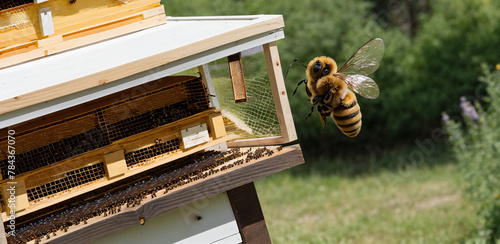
[164,0,500,155]
[444,66,500,243]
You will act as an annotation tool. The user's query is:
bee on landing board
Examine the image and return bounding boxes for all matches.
[285,38,385,137]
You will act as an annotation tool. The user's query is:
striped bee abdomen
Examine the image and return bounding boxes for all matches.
[333,100,362,137]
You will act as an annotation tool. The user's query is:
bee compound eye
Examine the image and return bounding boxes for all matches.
[322,67,330,76]
[313,64,322,74]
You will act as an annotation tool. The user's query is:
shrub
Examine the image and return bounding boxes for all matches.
[443,65,500,243]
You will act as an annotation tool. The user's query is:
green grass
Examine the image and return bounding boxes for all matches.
[255,149,481,244]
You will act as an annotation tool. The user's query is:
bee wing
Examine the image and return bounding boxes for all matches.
[337,38,385,76]
[343,74,380,99]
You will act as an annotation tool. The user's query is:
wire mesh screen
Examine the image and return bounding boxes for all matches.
[205,47,282,139]
[0,76,209,179]
[0,3,33,33]
[0,0,32,10]
[26,163,106,202]
[125,138,180,169]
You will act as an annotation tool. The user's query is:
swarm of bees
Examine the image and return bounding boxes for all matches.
[10,146,283,244]
[286,38,385,137]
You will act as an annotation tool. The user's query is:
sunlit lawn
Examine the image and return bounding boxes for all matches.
[256,152,480,244]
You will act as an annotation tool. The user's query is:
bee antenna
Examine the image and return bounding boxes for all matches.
[285,58,307,79]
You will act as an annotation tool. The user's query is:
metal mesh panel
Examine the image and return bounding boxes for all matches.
[125,138,180,168]
[0,3,33,33]
[26,163,106,202]
[207,48,282,139]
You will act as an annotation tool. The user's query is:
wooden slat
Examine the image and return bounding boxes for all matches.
[227,182,271,244]
[228,53,248,103]
[0,15,285,116]
[43,144,304,243]
[263,42,298,143]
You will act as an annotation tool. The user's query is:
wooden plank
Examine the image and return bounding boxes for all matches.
[227,136,287,148]
[43,144,304,243]
[263,41,298,143]
[228,53,248,103]
[227,182,271,244]
[37,35,63,48]
[0,15,285,116]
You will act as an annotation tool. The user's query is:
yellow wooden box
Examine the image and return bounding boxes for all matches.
[0,0,166,68]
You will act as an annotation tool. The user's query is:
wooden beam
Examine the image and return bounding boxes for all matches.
[43,144,304,243]
[263,42,298,143]
[228,53,248,103]
[227,182,271,244]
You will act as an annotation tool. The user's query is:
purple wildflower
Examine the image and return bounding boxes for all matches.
[459,96,479,121]
[442,112,450,123]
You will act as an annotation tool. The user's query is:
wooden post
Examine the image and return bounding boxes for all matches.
[263,42,298,143]
[228,53,248,103]
[227,182,272,244]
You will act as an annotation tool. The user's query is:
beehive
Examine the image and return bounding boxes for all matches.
[0,14,303,244]
[0,0,166,68]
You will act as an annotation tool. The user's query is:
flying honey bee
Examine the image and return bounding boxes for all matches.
[285,38,384,137]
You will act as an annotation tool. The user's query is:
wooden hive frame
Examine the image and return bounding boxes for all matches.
[0,75,234,218]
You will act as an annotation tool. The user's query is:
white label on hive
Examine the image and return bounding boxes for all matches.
[38,7,55,36]
[181,123,210,149]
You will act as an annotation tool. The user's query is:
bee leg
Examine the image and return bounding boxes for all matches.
[304,105,315,120]
[285,58,307,78]
[292,79,307,96]
[311,95,323,105]
[317,106,327,130]
[324,90,333,103]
